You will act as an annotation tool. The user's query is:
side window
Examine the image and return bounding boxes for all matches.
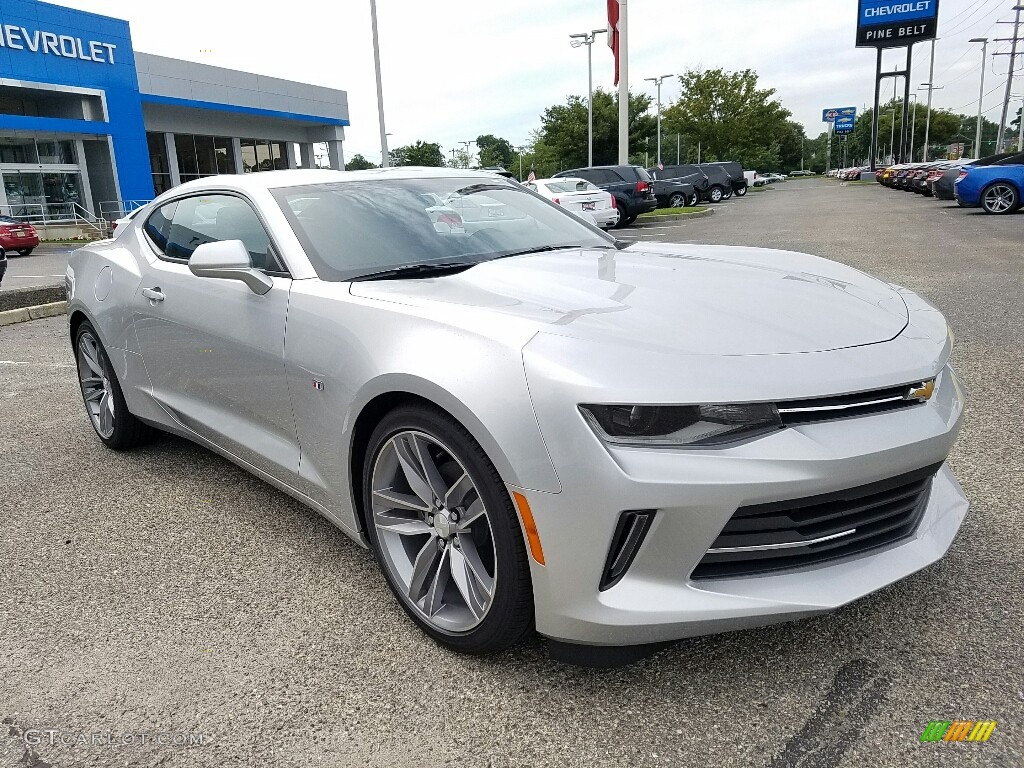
[143,201,177,253]
[576,169,600,185]
[164,194,273,269]
[607,169,626,184]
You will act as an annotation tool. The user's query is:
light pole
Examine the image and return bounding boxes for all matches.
[970,38,989,158]
[369,0,389,168]
[908,94,918,161]
[920,38,938,161]
[918,82,944,160]
[644,73,674,166]
[460,140,474,168]
[570,28,607,167]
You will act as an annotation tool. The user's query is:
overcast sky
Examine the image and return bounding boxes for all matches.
[62,0,1024,162]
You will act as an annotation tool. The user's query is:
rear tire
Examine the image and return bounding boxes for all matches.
[74,321,157,450]
[668,192,687,208]
[687,193,699,208]
[17,248,33,256]
[613,200,630,227]
[734,187,747,197]
[980,182,1020,215]
[363,405,534,654]
[708,186,724,203]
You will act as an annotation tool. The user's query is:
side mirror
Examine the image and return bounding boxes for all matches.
[188,240,272,295]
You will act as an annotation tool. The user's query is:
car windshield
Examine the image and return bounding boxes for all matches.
[273,177,614,281]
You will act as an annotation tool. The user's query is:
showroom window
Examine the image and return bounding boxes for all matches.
[147,132,172,196]
[171,133,236,183]
[240,138,289,172]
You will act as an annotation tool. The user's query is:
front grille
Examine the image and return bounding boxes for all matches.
[777,383,925,425]
[690,463,940,580]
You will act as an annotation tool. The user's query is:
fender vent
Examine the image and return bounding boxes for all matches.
[600,510,656,591]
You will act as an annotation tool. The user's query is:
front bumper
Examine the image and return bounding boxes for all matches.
[518,355,968,646]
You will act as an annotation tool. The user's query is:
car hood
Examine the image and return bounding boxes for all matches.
[349,243,909,356]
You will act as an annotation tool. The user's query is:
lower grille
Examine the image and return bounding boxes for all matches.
[690,463,940,580]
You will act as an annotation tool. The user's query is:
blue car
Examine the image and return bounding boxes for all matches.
[954,162,1024,214]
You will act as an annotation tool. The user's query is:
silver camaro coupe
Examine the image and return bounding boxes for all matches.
[66,168,968,660]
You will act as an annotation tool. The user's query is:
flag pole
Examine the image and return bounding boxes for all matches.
[617,0,629,164]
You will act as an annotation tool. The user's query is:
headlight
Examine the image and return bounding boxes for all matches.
[579,403,783,448]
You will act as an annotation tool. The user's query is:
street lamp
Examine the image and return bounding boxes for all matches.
[460,140,474,168]
[570,28,608,167]
[908,94,918,161]
[644,74,674,166]
[969,38,989,159]
[918,82,944,161]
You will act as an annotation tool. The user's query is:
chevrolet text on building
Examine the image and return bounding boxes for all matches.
[0,24,117,63]
[0,0,350,224]
[857,0,940,48]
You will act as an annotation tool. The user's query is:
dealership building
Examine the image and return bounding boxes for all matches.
[0,0,350,222]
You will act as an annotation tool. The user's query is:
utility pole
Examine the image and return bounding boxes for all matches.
[644,73,674,166]
[676,134,681,164]
[970,38,989,158]
[460,140,474,168]
[995,5,1024,151]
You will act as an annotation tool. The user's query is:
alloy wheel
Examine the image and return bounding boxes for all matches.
[982,184,1017,214]
[77,330,115,439]
[669,193,686,208]
[370,430,497,633]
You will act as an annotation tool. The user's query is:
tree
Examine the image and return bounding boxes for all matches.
[475,135,515,169]
[346,154,378,170]
[530,88,656,176]
[661,69,792,168]
[390,141,445,167]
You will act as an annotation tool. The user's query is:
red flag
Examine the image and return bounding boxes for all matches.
[607,0,620,86]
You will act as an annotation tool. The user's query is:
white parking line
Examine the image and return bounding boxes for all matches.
[0,361,74,368]
[4,274,66,279]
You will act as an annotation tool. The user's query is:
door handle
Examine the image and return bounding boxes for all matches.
[142,287,165,302]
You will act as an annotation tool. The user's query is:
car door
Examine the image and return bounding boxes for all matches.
[132,193,299,481]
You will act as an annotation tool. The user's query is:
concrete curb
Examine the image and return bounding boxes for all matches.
[0,301,67,327]
[0,285,67,312]
[636,208,715,225]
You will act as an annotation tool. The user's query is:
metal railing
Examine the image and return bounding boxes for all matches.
[0,202,108,237]
[99,199,152,221]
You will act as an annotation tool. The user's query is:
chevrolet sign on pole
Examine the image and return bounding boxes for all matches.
[857,0,940,48]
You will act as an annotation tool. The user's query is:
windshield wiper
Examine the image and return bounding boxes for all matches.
[489,244,585,260]
[351,262,477,281]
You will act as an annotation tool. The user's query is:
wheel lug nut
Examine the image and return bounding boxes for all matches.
[427,515,434,525]
[449,511,459,522]
[437,538,446,550]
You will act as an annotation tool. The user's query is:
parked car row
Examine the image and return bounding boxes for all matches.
[828,167,870,181]
[542,161,754,227]
[754,172,787,186]
[876,152,1024,214]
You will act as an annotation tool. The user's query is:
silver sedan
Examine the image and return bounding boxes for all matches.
[66,168,968,662]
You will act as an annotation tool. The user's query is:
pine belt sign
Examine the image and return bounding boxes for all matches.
[856,0,940,48]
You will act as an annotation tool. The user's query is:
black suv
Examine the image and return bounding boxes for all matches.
[705,162,748,197]
[553,165,657,226]
[655,164,732,203]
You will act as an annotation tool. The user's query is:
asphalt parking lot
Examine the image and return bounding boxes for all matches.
[1,179,1021,767]
[1,244,76,292]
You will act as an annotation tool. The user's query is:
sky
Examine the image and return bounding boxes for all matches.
[59,0,1024,162]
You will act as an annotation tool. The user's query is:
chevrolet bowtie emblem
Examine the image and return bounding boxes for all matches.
[907,379,935,402]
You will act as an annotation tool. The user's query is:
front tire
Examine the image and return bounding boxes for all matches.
[687,193,699,207]
[980,183,1020,215]
[74,322,156,450]
[363,405,534,654]
[17,248,33,256]
[735,186,747,197]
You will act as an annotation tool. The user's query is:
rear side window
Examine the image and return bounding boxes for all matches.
[635,167,653,183]
[143,201,177,253]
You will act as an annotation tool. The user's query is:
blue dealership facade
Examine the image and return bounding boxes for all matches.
[0,0,350,220]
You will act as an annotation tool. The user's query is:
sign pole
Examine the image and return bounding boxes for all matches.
[869,46,882,171]
[617,0,629,164]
